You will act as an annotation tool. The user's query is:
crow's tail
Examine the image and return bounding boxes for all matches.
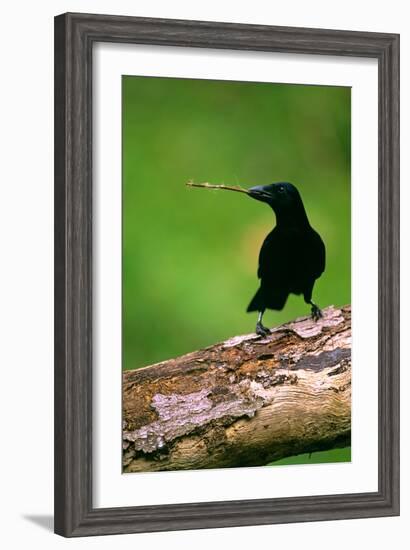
[246,287,263,312]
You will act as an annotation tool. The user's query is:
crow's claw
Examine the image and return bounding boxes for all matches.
[311,304,323,322]
[256,322,271,337]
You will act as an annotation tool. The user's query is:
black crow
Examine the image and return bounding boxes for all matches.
[247,182,325,336]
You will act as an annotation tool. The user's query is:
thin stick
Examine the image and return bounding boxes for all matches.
[186,181,249,195]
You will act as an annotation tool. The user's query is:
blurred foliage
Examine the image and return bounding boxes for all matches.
[270,447,351,466]
[122,75,351,466]
[123,76,350,370]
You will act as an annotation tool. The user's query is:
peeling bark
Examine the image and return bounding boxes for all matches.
[123,305,351,472]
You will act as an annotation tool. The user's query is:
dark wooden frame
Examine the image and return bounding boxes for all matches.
[54,12,400,537]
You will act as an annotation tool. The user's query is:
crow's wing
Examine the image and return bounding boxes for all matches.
[256,227,325,281]
[308,229,326,280]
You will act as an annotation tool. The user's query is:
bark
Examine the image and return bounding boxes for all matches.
[123,305,351,472]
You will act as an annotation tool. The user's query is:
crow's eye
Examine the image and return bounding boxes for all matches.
[278,186,285,193]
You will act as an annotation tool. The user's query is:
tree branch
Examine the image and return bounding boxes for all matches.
[123,305,351,472]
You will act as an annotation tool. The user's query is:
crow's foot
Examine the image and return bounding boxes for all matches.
[311,304,323,322]
[256,322,271,337]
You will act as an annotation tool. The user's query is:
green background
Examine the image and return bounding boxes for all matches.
[122,76,351,465]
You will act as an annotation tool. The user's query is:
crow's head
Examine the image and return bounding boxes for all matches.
[248,182,300,206]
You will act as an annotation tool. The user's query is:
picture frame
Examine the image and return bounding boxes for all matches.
[54,12,400,537]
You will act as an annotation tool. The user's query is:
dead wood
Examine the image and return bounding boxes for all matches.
[123,305,351,472]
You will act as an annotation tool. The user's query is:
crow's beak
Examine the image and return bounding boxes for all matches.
[248,185,271,202]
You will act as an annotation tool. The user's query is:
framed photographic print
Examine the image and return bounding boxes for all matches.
[54,13,400,536]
